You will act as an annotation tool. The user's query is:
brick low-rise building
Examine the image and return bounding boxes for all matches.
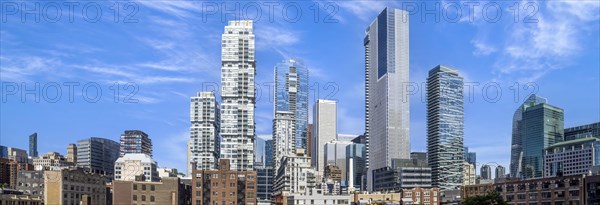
[112,177,191,205]
[44,168,107,205]
[463,175,585,204]
[191,159,257,205]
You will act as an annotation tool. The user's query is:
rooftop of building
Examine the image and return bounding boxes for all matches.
[115,153,155,164]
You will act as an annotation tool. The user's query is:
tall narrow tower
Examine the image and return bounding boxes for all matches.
[29,133,38,157]
[364,7,410,191]
[220,20,256,171]
[189,91,220,173]
[427,65,464,190]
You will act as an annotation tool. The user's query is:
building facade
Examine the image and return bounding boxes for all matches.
[29,133,38,158]
[1,158,34,189]
[32,152,72,170]
[346,143,366,191]
[273,111,296,173]
[256,164,274,204]
[313,100,337,174]
[463,162,476,186]
[112,177,191,205]
[120,130,153,157]
[275,59,309,152]
[114,154,159,182]
[495,165,506,179]
[220,20,256,171]
[15,170,45,199]
[189,91,220,173]
[480,165,492,180]
[426,65,464,190]
[364,7,410,191]
[564,122,600,141]
[7,147,28,163]
[274,149,316,197]
[463,175,585,204]
[373,159,432,192]
[43,168,107,205]
[520,102,564,179]
[191,159,257,205]
[509,94,548,178]
[157,167,178,178]
[544,137,600,177]
[76,137,120,178]
[324,140,353,183]
[66,144,77,164]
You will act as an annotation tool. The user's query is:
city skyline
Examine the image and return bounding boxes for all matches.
[1,1,599,175]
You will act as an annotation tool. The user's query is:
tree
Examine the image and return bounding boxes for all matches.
[463,191,508,205]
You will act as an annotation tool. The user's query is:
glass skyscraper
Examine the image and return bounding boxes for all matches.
[520,102,564,179]
[220,20,256,171]
[426,65,464,190]
[29,132,38,157]
[510,94,547,177]
[76,137,120,179]
[364,7,410,191]
[119,130,152,157]
[274,59,309,151]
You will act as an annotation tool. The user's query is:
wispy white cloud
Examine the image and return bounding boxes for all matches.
[336,1,391,22]
[471,39,497,56]
[133,0,202,18]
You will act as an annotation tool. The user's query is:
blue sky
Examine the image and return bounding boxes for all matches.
[1,0,599,174]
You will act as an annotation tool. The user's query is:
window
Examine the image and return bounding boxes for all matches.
[150,196,155,202]
[134,185,137,190]
[151,185,155,191]
[142,195,146,201]
[133,195,137,201]
[142,185,146,190]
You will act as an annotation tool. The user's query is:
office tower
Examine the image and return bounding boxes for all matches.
[347,143,366,191]
[255,134,271,166]
[275,59,309,151]
[373,159,432,192]
[114,153,159,182]
[480,165,492,180]
[113,177,190,205]
[364,7,410,191]
[189,91,220,172]
[426,65,464,190]
[324,140,353,183]
[255,164,274,204]
[463,162,476,186]
[495,165,506,179]
[464,146,476,166]
[191,159,257,205]
[66,144,77,164]
[120,130,152,157]
[509,94,547,177]
[307,124,314,158]
[44,168,107,205]
[410,152,428,166]
[564,122,600,141]
[29,133,38,158]
[7,147,28,163]
[544,137,600,177]
[76,137,120,178]
[265,139,273,167]
[0,145,7,158]
[313,100,337,174]
[520,101,564,179]
[220,20,256,171]
[273,111,295,172]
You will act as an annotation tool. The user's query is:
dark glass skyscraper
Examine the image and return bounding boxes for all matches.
[29,133,38,157]
[427,65,464,190]
[520,102,564,179]
[564,122,600,141]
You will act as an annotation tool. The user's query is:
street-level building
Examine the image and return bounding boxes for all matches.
[44,168,107,205]
[544,137,600,177]
[112,177,191,205]
[114,154,159,182]
[16,170,44,200]
[373,158,432,192]
[191,159,257,205]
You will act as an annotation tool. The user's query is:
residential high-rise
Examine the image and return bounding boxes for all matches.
[189,91,220,173]
[273,149,316,197]
[76,137,120,178]
[520,101,564,179]
[509,94,547,178]
[120,130,152,157]
[313,100,337,174]
[426,65,464,190]
[273,111,295,172]
[364,7,410,191]
[66,144,77,164]
[220,20,256,171]
[275,59,309,151]
[29,133,38,158]
[480,165,492,180]
[564,122,600,141]
[495,165,506,179]
[463,162,476,186]
[114,153,159,182]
